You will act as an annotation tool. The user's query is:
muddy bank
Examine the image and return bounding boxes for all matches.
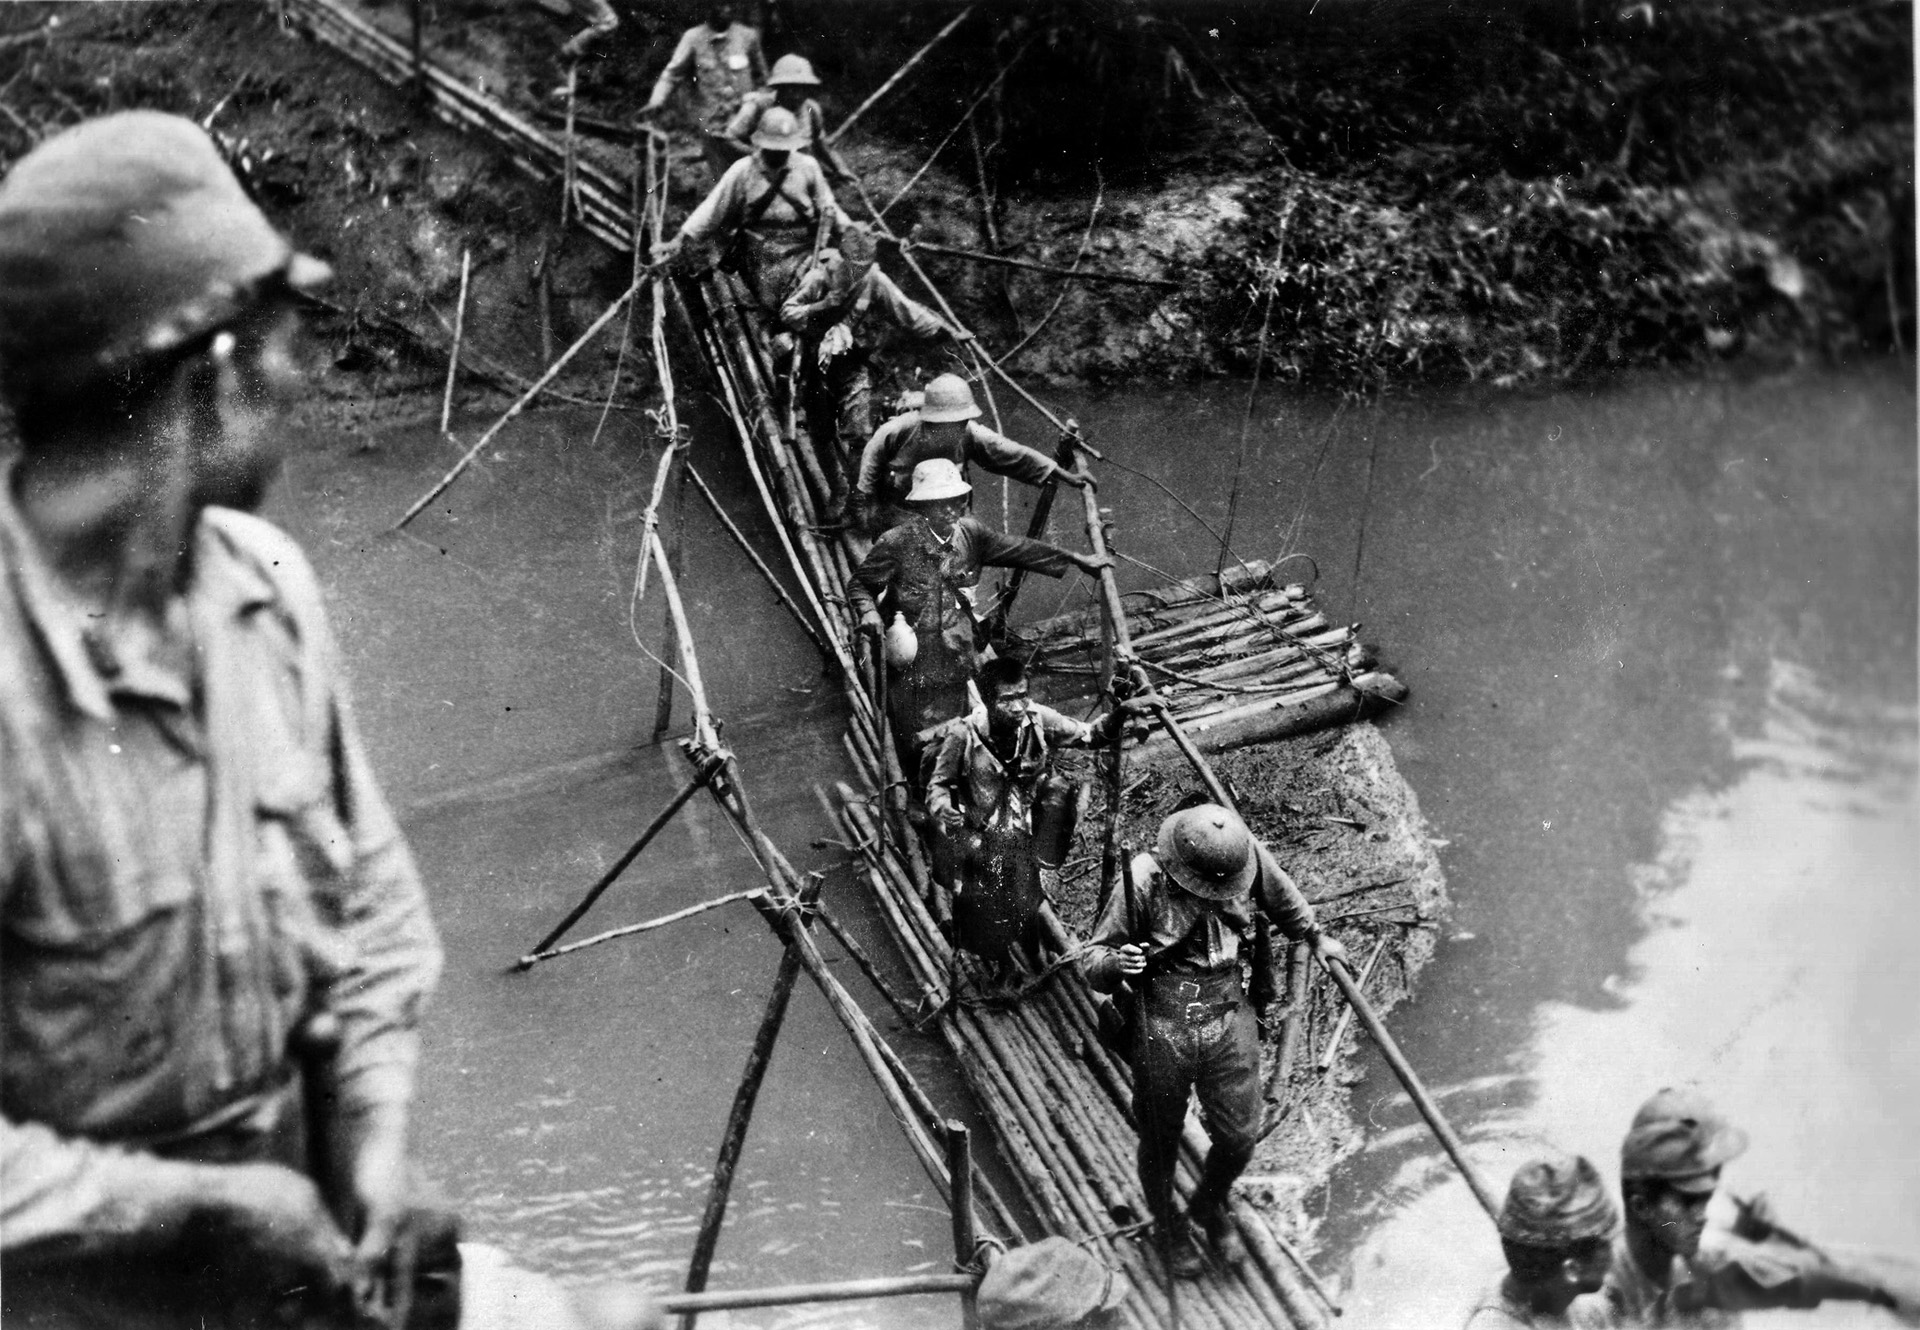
[5,0,1906,404]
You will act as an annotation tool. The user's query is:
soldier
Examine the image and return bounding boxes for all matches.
[637,0,768,177]
[926,655,1148,971]
[1464,1153,1618,1328]
[1576,1087,1911,1326]
[723,53,852,184]
[853,373,1087,537]
[778,225,972,523]
[0,112,658,1330]
[555,0,619,59]
[847,460,1108,799]
[1082,804,1347,1278]
[653,105,851,316]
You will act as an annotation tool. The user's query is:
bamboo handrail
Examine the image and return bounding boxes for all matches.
[655,1272,976,1314]
[828,4,977,144]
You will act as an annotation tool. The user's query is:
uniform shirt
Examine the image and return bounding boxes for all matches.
[1083,843,1317,991]
[847,517,1079,739]
[780,262,956,349]
[0,487,442,1253]
[724,90,839,172]
[676,150,850,308]
[856,413,1061,510]
[648,21,767,131]
[926,703,1095,828]
[1576,1229,1823,1327]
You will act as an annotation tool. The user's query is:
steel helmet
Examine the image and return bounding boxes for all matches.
[751,106,809,152]
[919,372,981,424]
[0,110,332,404]
[1156,804,1257,901]
[767,54,822,87]
[905,457,971,503]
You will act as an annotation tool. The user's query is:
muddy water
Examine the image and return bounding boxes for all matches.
[273,357,1914,1327]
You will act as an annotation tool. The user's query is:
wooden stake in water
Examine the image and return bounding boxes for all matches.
[439,248,470,435]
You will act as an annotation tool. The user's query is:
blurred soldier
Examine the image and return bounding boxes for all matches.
[1464,1153,1618,1328]
[723,53,851,183]
[852,373,1086,537]
[847,459,1107,796]
[1576,1087,1914,1327]
[652,106,850,316]
[637,0,767,177]
[778,226,971,522]
[0,111,660,1330]
[1083,805,1346,1279]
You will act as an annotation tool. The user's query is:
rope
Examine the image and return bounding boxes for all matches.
[877,44,1031,220]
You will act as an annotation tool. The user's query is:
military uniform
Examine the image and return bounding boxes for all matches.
[672,148,850,313]
[644,20,767,174]
[1083,808,1321,1255]
[855,410,1062,536]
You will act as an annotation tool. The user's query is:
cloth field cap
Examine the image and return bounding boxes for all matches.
[0,110,331,403]
[977,1237,1128,1330]
[1620,1087,1750,1189]
[751,106,809,152]
[766,53,822,86]
[1500,1152,1621,1248]
[920,371,981,423]
[1156,803,1257,901]
[906,457,971,503]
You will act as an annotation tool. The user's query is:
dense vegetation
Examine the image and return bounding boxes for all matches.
[804,0,1913,389]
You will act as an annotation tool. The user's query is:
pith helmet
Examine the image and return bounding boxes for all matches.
[977,1236,1128,1330]
[1156,804,1257,901]
[905,457,971,503]
[1499,1153,1621,1248]
[767,53,822,87]
[0,110,331,403]
[920,372,982,423]
[1621,1087,1749,1189]
[751,106,808,152]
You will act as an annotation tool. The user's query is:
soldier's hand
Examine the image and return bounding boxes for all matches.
[949,328,976,345]
[1312,930,1351,969]
[1731,1192,1781,1243]
[650,238,683,269]
[344,1114,414,1320]
[860,611,885,640]
[1075,552,1114,576]
[933,804,965,833]
[1112,943,1148,977]
[208,1162,356,1311]
[1058,466,1093,489]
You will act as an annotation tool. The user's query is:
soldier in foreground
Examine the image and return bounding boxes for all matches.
[1083,805,1347,1279]
[0,111,657,1330]
[1576,1087,1913,1326]
[1464,1153,1618,1328]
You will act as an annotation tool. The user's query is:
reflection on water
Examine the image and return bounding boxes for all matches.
[1337,661,1920,1328]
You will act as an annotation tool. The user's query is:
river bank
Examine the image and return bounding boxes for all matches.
[2,0,1907,400]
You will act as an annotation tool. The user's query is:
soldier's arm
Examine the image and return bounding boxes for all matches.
[674,162,747,250]
[644,27,701,112]
[1,1117,351,1296]
[965,422,1069,489]
[721,91,765,155]
[1030,701,1097,748]
[854,417,901,502]
[865,270,961,343]
[973,523,1093,580]
[847,539,896,628]
[1253,841,1322,943]
[746,27,768,84]
[924,731,968,828]
[807,102,853,182]
[1694,1233,1902,1315]
[1081,852,1154,992]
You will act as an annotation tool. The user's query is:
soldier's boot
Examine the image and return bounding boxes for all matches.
[1153,1215,1207,1280]
[1189,1143,1253,1267]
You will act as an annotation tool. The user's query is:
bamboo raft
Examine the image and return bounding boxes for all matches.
[278,7,1489,1325]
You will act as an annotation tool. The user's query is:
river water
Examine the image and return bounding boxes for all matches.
[274,356,1915,1327]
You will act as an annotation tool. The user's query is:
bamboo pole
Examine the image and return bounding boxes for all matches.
[439,248,470,434]
[394,273,648,528]
[1316,934,1388,1073]
[987,428,1082,637]
[515,760,718,966]
[657,1272,976,1314]
[680,877,824,1328]
[946,1123,983,1330]
[520,888,766,965]
[652,464,691,740]
[827,4,977,144]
